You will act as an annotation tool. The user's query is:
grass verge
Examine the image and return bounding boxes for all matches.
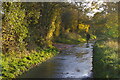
[0,48,59,79]
[93,40,120,78]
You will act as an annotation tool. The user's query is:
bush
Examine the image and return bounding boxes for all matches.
[93,40,119,78]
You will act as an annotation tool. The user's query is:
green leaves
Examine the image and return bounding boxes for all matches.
[1,48,58,78]
[93,40,119,78]
[2,2,28,53]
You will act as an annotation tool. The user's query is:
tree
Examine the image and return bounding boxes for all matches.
[2,2,28,53]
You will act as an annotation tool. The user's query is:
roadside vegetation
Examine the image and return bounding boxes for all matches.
[92,2,119,78]
[1,48,59,78]
[93,40,119,78]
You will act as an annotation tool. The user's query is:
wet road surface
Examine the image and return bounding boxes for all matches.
[19,43,94,78]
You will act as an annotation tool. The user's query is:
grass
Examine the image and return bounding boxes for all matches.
[93,40,120,78]
[0,48,59,79]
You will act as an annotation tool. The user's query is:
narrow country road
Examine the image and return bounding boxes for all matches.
[18,42,94,78]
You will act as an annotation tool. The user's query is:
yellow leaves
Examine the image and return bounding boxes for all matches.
[51,22,55,25]
[78,24,84,29]
[65,28,70,33]
[78,24,90,32]
[46,13,60,47]
[2,3,29,53]
[46,21,56,40]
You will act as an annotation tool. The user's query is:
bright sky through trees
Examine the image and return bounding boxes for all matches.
[67,0,105,17]
[68,0,119,17]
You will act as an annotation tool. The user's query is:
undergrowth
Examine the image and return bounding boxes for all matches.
[93,40,120,78]
[54,32,86,44]
[0,48,59,79]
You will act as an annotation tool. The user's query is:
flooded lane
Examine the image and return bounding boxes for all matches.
[19,43,94,78]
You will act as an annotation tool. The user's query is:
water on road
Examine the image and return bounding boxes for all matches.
[18,43,94,78]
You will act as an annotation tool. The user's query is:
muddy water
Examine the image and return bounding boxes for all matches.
[19,43,94,78]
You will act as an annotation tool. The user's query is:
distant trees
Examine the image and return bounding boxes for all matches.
[61,7,78,32]
[90,2,118,40]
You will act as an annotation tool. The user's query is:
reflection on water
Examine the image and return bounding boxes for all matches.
[18,43,93,78]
